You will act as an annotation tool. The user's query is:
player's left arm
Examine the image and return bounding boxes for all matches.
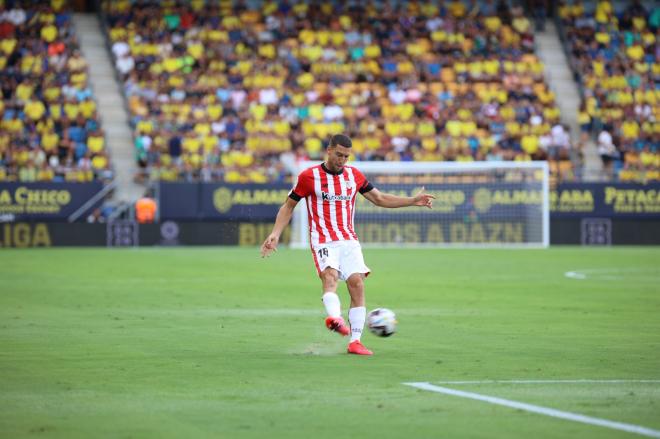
[362,187,435,209]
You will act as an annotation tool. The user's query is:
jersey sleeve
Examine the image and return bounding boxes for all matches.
[352,168,374,194]
[289,169,313,201]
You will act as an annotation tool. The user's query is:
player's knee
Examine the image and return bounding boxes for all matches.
[320,268,338,287]
[347,274,364,291]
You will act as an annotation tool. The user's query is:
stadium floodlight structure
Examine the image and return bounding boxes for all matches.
[290,161,550,248]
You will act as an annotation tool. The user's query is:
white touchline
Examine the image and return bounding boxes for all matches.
[565,271,587,279]
[403,382,660,439]
[431,379,660,385]
[563,267,659,281]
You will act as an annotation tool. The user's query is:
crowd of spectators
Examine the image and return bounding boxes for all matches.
[559,0,659,182]
[102,0,572,183]
[0,0,112,182]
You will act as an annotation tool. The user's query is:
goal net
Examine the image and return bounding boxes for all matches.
[290,161,550,248]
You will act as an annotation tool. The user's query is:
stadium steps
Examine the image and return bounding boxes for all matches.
[73,13,145,202]
[536,20,603,181]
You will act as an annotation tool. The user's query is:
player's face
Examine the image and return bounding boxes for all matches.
[327,145,351,172]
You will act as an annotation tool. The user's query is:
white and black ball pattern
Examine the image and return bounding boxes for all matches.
[367,308,397,337]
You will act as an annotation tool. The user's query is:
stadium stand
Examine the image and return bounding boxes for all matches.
[558,0,659,182]
[101,0,576,183]
[0,0,112,182]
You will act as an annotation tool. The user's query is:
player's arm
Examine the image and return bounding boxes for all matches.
[260,197,298,257]
[362,187,435,209]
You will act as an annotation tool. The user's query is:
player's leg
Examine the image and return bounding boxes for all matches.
[312,244,349,336]
[320,267,341,317]
[346,273,366,338]
[340,241,372,355]
[321,268,350,336]
[345,273,372,355]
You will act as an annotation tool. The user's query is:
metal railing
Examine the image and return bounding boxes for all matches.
[67,180,117,222]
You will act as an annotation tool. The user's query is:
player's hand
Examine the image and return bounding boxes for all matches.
[260,234,279,258]
[413,186,435,209]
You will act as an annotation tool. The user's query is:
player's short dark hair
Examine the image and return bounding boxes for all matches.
[330,134,352,148]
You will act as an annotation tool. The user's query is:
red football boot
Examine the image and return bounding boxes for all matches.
[325,316,350,336]
[347,340,373,356]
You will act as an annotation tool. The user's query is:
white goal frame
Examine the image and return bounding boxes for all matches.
[290,161,550,248]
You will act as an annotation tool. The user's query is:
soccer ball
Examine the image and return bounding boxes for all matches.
[367,308,397,337]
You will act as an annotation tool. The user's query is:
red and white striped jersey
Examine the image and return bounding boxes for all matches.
[289,163,374,246]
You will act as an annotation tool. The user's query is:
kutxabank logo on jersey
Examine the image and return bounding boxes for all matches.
[321,192,352,202]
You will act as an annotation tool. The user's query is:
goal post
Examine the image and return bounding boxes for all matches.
[290,161,550,248]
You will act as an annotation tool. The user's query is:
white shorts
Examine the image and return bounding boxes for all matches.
[311,240,371,281]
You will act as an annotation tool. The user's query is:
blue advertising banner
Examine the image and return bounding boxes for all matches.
[159,182,291,220]
[352,182,544,220]
[159,181,545,222]
[200,183,291,220]
[158,183,201,220]
[551,183,660,217]
[0,182,104,221]
[158,182,660,221]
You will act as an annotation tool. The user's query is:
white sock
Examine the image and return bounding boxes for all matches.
[322,292,341,318]
[348,306,366,342]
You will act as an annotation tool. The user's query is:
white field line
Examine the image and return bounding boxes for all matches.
[564,267,660,280]
[404,382,660,438]
[431,379,660,384]
[565,271,587,280]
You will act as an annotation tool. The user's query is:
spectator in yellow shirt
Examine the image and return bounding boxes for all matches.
[41,24,57,42]
[25,101,46,120]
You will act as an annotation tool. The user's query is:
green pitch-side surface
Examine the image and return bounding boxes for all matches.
[1,247,659,438]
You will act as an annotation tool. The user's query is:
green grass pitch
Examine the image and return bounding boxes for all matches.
[1,247,659,438]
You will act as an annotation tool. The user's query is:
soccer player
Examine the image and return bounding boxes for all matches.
[260,134,435,355]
